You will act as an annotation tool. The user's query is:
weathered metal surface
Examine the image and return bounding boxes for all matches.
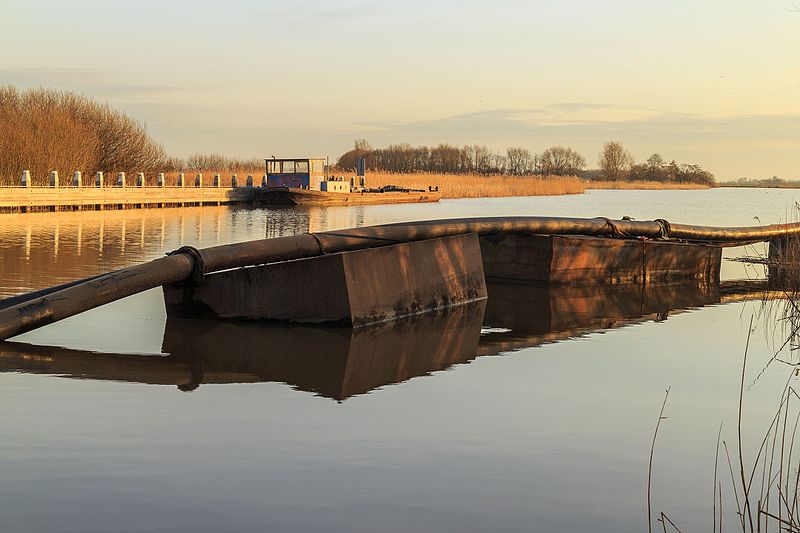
[643,239,721,282]
[164,233,488,326]
[0,215,793,341]
[391,217,800,245]
[254,187,441,206]
[768,236,800,264]
[480,234,721,285]
[767,235,800,282]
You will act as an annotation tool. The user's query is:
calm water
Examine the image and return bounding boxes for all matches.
[1,188,799,532]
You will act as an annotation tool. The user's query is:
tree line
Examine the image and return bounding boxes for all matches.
[0,86,714,187]
[337,139,715,185]
[0,86,170,182]
[0,86,263,185]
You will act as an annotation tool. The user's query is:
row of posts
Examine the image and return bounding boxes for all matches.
[19,170,263,188]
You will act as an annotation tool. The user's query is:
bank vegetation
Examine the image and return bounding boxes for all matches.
[337,139,717,188]
[365,171,585,199]
[1,86,716,194]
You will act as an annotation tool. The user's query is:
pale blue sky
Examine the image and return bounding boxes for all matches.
[1,0,798,178]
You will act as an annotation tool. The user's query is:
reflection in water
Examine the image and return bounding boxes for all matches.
[478,280,723,355]
[0,208,224,297]
[0,205,371,298]
[4,192,800,533]
[0,280,764,400]
[0,302,486,400]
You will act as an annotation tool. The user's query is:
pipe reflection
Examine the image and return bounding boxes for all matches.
[0,280,768,400]
[1,204,382,298]
[478,280,723,355]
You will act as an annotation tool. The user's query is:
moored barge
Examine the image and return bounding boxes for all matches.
[255,157,441,206]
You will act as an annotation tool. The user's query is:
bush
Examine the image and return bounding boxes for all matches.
[0,86,168,185]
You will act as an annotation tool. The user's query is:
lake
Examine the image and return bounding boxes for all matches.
[1,188,798,532]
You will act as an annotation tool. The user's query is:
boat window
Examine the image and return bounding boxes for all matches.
[282,161,295,173]
[312,160,325,173]
[296,161,309,173]
[267,161,280,173]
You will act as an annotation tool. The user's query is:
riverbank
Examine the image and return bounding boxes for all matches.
[366,171,712,198]
[0,168,714,206]
[365,171,584,198]
[720,182,800,189]
[586,180,711,190]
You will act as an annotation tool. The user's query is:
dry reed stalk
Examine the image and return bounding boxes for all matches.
[363,171,586,198]
[648,387,671,533]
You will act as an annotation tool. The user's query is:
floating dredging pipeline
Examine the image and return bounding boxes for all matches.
[1,216,800,341]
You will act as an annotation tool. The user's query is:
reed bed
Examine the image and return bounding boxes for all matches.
[586,180,711,190]
[362,171,586,199]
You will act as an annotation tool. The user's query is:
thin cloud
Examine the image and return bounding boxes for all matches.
[0,68,183,98]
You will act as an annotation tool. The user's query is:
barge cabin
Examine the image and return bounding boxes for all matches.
[265,157,328,191]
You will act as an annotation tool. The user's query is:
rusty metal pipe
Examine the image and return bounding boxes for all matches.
[0,254,193,341]
[388,217,800,244]
[2,216,800,341]
[0,270,123,311]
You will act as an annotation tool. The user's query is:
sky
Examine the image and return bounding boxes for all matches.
[1,0,799,179]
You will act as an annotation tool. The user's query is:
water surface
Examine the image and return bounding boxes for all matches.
[1,188,799,532]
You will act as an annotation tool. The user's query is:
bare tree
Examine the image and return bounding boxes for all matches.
[536,146,586,176]
[598,141,634,181]
[506,147,533,175]
[353,138,372,151]
[0,85,168,184]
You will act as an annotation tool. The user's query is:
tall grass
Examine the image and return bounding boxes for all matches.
[587,180,712,190]
[362,171,586,199]
[0,86,168,186]
[652,233,800,531]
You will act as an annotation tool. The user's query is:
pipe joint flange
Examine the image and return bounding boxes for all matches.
[654,218,672,240]
[167,246,206,282]
[307,232,327,255]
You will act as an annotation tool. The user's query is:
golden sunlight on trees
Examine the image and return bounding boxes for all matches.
[0,86,168,184]
[598,141,634,181]
[536,146,586,176]
[338,141,586,176]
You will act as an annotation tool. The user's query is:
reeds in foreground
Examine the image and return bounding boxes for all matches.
[651,293,800,531]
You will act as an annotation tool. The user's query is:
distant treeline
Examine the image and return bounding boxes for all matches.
[337,140,586,176]
[724,176,800,188]
[337,139,715,185]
